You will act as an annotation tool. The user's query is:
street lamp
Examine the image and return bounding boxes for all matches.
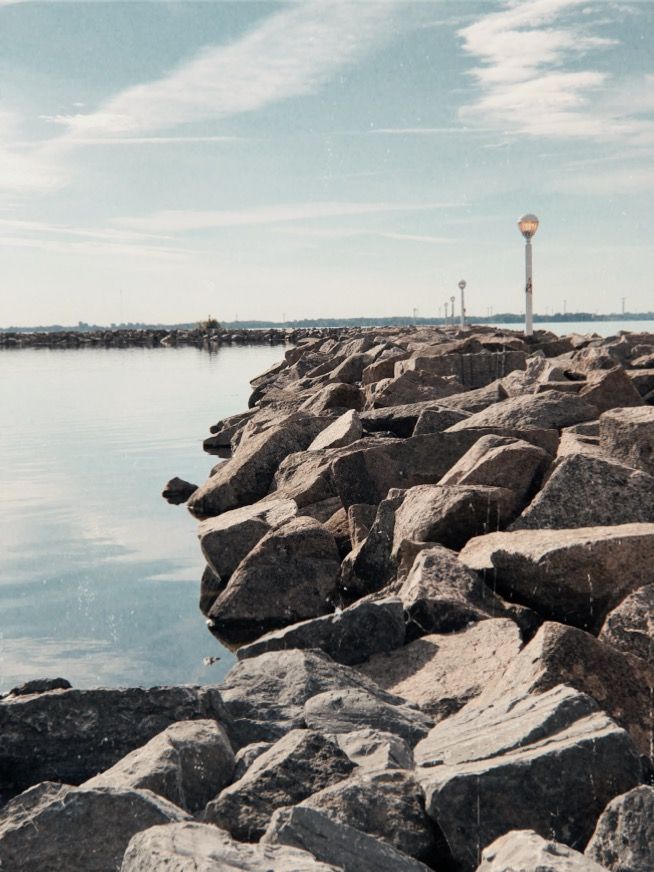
[458,280,466,328]
[517,213,539,336]
[450,295,455,328]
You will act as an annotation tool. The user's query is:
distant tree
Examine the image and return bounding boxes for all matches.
[198,315,221,330]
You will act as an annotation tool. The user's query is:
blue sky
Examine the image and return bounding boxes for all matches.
[1,0,653,325]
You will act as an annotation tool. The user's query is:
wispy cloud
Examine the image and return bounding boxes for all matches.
[0,234,189,260]
[275,226,455,244]
[117,201,457,234]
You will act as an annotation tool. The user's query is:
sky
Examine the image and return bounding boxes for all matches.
[0,0,653,326]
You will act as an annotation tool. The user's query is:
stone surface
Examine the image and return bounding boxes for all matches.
[334,728,413,771]
[461,524,654,632]
[308,409,363,451]
[367,370,464,408]
[599,583,654,662]
[203,729,354,841]
[359,619,522,721]
[0,782,189,872]
[233,741,272,780]
[347,502,377,548]
[599,406,654,475]
[361,401,468,438]
[437,380,509,413]
[219,649,408,746]
[301,768,438,862]
[446,390,597,432]
[208,517,341,642]
[4,677,71,697]
[413,406,471,434]
[236,598,406,666]
[122,821,339,872]
[263,806,432,872]
[579,366,643,413]
[0,685,228,800]
[415,684,641,871]
[83,719,235,813]
[304,688,433,746]
[512,455,654,530]
[161,476,198,505]
[478,830,609,872]
[300,382,364,413]
[585,786,654,872]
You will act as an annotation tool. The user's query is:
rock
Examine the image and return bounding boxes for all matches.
[339,492,404,599]
[161,477,198,504]
[199,563,224,615]
[0,685,228,800]
[599,406,654,475]
[579,366,643,413]
[627,368,654,396]
[438,435,550,506]
[359,619,523,721]
[334,728,413,771]
[413,406,471,434]
[233,741,272,779]
[203,729,354,841]
[437,379,509,413]
[327,352,373,385]
[304,688,433,746]
[263,806,433,872]
[599,584,654,662]
[219,648,408,746]
[460,524,654,632]
[236,598,406,666]
[478,830,609,871]
[585,785,654,872]
[367,370,465,408]
[5,677,71,697]
[0,782,189,872]
[476,621,654,758]
[122,821,339,872]
[415,684,641,871]
[300,382,364,413]
[511,455,654,531]
[301,769,439,862]
[308,409,362,451]
[188,413,329,518]
[207,517,341,643]
[361,401,469,438]
[391,483,518,553]
[446,390,597,432]
[83,719,235,814]
[198,498,298,580]
[398,350,528,389]
[347,503,377,547]
[323,506,351,558]
[362,350,411,385]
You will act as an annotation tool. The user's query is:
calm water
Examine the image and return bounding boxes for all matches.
[0,344,285,693]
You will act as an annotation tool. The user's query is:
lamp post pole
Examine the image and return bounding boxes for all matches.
[458,280,466,328]
[517,213,539,337]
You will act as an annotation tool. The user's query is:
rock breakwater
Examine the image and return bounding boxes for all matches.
[4,324,654,870]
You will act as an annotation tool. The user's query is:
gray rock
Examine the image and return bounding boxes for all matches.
[339,493,404,599]
[203,729,354,841]
[599,583,654,662]
[347,503,377,548]
[0,684,228,800]
[304,688,432,746]
[461,524,654,632]
[398,350,528,389]
[308,409,363,451]
[415,685,641,871]
[446,390,597,432]
[83,719,234,814]
[199,563,224,615]
[5,677,71,697]
[198,498,298,580]
[413,406,472,434]
[361,400,469,438]
[233,741,272,780]
[236,598,406,666]
[436,379,509,413]
[367,370,465,409]
[0,782,189,872]
[359,619,523,721]
[599,406,654,475]
[161,477,198,504]
[300,382,364,413]
[219,649,407,746]
[301,768,438,862]
[579,366,643,413]
[478,830,609,871]
[585,785,654,872]
[121,821,339,872]
[334,728,413,771]
[208,517,341,643]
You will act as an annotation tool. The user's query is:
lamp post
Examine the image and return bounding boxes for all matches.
[450,296,455,328]
[517,213,539,336]
[443,300,449,327]
[458,280,466,328]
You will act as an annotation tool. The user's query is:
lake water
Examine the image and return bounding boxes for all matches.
[0,343,285,693]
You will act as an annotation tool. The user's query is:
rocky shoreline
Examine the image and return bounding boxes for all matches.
[4,323,654,870]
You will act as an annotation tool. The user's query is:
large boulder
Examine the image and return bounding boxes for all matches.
[203,729,354,841]
[478,830,609,871]
[446,390,597,432]
[0,782,189,872]
[599,406,654,475]
[0,685,228,801]
[334,728,413,771]
[262,806,433,872]
[299,382,364,413]
[585,785,654,872]
[308,409,363,451]
[236,598,406,666]
[436,380,509,413]
[122,821,339,872]
[398,350,528,389]
[599,583,654,662]
[359,619,523,721]
[218,649,409,747]
[83,719,234,814]
[415,684,641,871]
[361,401,469,437]
[207,517,341,643]
[367,370,464,408]
[579,366,643,413]
[460,524,654,632]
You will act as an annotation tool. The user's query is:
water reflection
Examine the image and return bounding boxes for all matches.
[0,344,285,692]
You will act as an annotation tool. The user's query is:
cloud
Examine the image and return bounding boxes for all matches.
[555,165,654,194]
[0,109,65,192]
[55,0,405,141]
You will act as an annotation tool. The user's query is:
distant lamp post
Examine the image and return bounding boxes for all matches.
[443,300,449,326]
[458,280,467,328]
[517,213,539,336]
[450,295,455,328]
